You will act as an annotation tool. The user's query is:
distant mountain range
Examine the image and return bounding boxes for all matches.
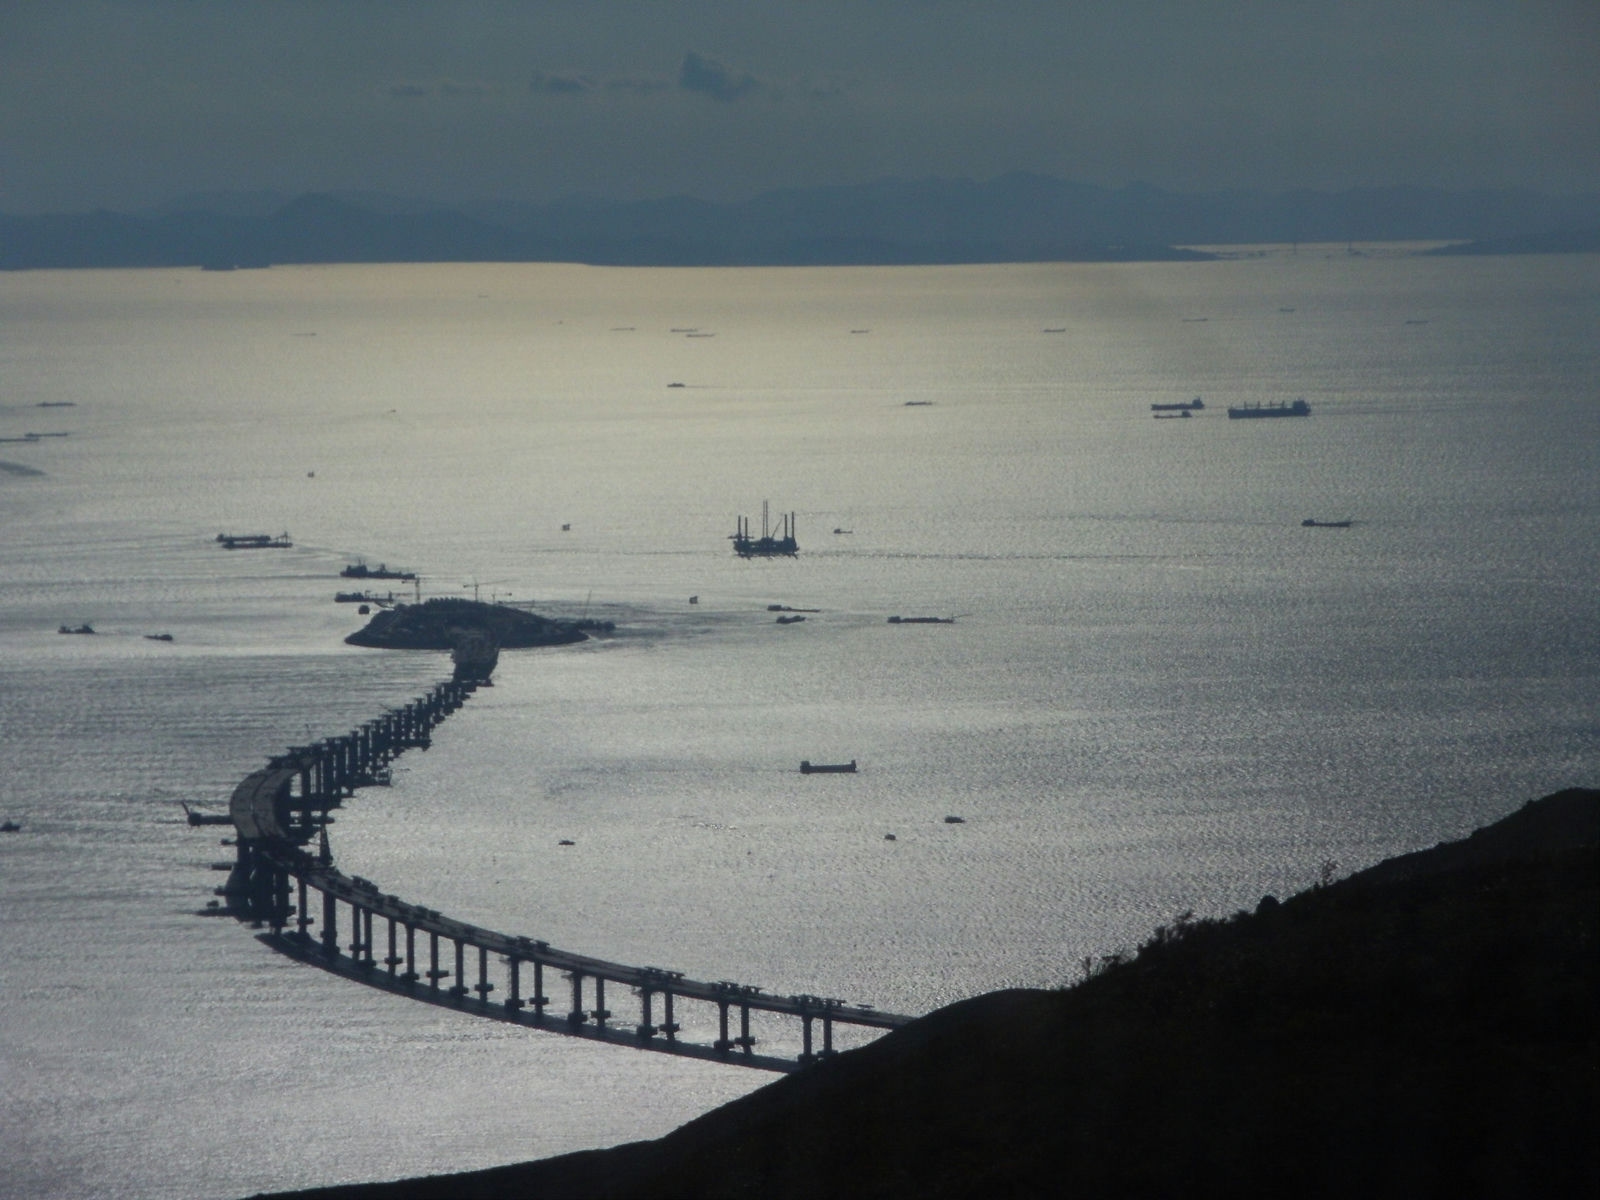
[3,173,1596,269]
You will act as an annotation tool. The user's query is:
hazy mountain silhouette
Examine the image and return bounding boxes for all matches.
[4,174,1596,269]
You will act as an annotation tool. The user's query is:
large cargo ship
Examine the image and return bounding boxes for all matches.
[1227,398,1311,419]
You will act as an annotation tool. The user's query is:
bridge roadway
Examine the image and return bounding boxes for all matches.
[220,676,914,1072]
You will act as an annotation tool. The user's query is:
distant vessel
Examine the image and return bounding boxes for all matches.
[1302,519,1353,528]
[731,502,798,557]
[335,590,395,604]
[58,623,95,634]
[1151,397,1204,411]
[1153,411,1191,420]
[800,760,856,774]
[218,532,292,549]
[887,616,953,624]
[341,562,417,581]
[1228,398,1311,419]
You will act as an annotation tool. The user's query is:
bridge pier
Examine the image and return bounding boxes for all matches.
[715,1000,732,1053]
[591,978,610,1028]
[426,931,447,987]
[475,946,495,1004]
[321,890,338,956]
[449,939,468,998]
[567,972,586,1025]
[384,916,401,973]
[661,991,679,1041]
[637,989,656,1039]
[505,959,525,1012]
[295,875,311,941]
[530,960,549,1021]
[401,924,417,983]
[736,1004,754,1055]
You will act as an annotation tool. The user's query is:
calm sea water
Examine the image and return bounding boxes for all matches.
[2,251,1597,1199]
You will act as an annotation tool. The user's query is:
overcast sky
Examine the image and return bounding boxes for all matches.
[3,1,1597,213]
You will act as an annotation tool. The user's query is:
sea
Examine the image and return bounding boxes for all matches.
[2,248,1597,1199]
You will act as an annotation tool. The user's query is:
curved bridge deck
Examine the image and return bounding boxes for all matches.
[214,676,913,1072]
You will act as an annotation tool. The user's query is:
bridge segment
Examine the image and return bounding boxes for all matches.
[216,674,913,1072]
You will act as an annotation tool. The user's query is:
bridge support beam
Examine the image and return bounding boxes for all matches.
[321,890,338,956]
[475,946,494,1004]
[567,972,586,1025]
[449,939,467,998]
[505,959,524,1011]
[592,978,609,1027]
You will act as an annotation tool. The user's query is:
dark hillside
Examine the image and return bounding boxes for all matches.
[257,789,1598,1199]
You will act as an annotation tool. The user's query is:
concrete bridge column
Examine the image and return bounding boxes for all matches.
[426,931,447,987]
[567,972,586,1025]
[474,946,495,1004]
[505,959,525,1012]
[401,924,418,983]
[800,1014,814,1064]
[737,1005,754,1054]
[295,875,311,941]
[449,939,467,998]
[661,991,679,1041]
[530,961,548,1021]
[348,905,366,962]
[591,978,610,1027]
[384,917,401,973]
[715,1001,732,1052]
[637,990,656,1039]
[822,1014,834,1058]
[321,889,338,956]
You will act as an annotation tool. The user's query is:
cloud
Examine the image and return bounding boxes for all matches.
[531,71,594,96]
[678,52,760,103]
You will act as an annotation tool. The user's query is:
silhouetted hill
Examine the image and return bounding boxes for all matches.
[5,176,1597,268]
[254,787,1598,1200]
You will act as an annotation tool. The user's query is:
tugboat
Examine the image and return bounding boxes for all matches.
[731,502,798,557]
[1227,398,1311,419]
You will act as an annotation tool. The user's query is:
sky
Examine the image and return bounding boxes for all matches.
[3,1,1597,214]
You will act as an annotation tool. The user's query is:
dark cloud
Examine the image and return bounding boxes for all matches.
[678,52,760,103]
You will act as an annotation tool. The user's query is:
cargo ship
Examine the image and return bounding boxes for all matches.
[1227,398,1311,419]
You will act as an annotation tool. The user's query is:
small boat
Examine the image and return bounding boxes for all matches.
[767,605,819,613]
[58,623,95,635]
[832,527,853,535]
[1302,519,1353,528]
[181,803,232,826]
[775,614,806,624]
[0,821,20,833]
[887,616,953,624]
[1151,397,1204,412]
[1227,398,1310,419]
[800,760,856,774]
[144,633,174,642]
